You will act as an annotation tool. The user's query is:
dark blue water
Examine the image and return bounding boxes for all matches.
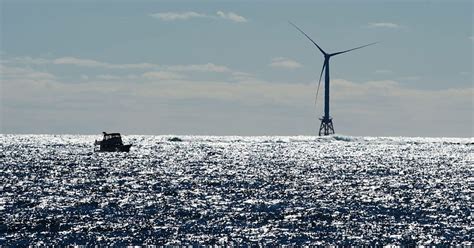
[0,135,472,245]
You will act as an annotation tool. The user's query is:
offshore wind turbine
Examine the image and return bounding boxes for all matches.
[290,22,376,136]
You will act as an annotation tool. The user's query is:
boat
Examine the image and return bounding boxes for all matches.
[94,132,132,152]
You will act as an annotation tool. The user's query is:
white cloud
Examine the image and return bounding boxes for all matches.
[10,56,50,65]
[469,36,474,41]
[269,57,302,69]
[8,56,248,82]
[10,56,239,75]
[0,65,58,96]
[167,63,231,73]
[150,11,207,21]
[230,71,254,81]
[216,11,247,23]
[53,57,109,67]
[368,22,400,29]
[0,65,56,80]
[142,71,185,80]
[150,11,247,23]
[53,57,156,69]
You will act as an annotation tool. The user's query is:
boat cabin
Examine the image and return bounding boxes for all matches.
[94,132,132,152]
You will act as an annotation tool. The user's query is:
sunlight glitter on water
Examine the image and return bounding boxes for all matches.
[0,135,472,245]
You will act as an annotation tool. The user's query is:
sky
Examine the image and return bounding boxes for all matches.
[0,0,473,137]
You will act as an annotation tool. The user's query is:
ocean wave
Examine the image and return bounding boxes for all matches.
[0,134,472,245]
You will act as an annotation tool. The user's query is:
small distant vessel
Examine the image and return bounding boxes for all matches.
[168,137,183,142]
[94,132,132,152]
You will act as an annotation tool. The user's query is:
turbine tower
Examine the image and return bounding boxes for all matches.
[290,22,376,136]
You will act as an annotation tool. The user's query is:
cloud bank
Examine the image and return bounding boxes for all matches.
[368,22,401,29]
[216,11,247,23]
[2,57,472,136]
[150,11,247,23]
[149,11,207,21]
[8,56,239,74]
[269,57,302,69]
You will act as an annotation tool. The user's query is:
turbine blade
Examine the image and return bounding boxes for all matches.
[330,42,377,56]
[315,61,326,106]
[289,21,327,55]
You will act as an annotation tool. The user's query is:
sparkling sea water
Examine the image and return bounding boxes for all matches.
[1,134,472,245]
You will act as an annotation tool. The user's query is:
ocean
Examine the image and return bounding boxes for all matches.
[1,134,472,245]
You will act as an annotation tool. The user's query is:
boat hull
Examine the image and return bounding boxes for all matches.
[96,144,132,152]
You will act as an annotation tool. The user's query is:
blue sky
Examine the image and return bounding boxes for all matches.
[1,0,473,136]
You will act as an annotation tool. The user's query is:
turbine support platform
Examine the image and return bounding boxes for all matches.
[319,117,335,136]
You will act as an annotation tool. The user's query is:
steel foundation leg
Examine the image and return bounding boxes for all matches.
[319,117,335,136]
